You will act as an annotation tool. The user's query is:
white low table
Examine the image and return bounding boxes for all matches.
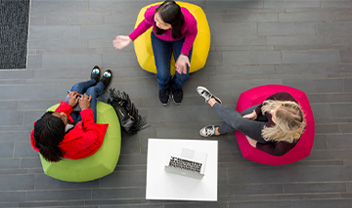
[146,138,218,201]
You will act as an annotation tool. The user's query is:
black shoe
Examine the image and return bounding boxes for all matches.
[172,87,183,105]
[101,69,112,87]
[91,65,101,83]
[196,86,222,104]
[159,88,170,106]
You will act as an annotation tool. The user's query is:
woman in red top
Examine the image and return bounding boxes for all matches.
[113,0,198,105]
[31,66,112,162]
[196,86,306,156]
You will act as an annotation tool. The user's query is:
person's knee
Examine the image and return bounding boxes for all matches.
[70,83,80,91]
[231,122,241,130]
[174,73,189,84]
[156,73,170,85]
[177,72,189,80]
[86,87,98,97]
[229,117,247,130]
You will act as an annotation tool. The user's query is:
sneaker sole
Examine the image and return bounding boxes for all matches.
[199,129,212,138]
[196,86,222,104]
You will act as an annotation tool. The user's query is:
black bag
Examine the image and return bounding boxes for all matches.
[107,88,148,135]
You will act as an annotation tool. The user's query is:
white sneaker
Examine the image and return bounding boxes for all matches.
[196,86,222,104]
[200,125,219,137]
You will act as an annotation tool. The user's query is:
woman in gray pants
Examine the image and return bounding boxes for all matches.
[196,86,306,156]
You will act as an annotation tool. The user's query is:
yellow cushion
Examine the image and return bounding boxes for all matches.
[133,1,210,75]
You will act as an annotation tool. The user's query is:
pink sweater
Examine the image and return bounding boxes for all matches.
[129,5,198,56]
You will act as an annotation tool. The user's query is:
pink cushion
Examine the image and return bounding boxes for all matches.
[235,85,315,165]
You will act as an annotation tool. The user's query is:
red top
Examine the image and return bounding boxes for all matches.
[129,4,198,56]
[254,92,299,156]
[31,101,108,160]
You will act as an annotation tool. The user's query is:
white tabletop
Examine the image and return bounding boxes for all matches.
[146,138,218,201]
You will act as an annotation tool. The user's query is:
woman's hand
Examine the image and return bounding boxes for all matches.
[175,54,190,74]
[246,136,257,148]
[113,35,132,50]
[67,91,80,107]
[79,94,91,110]
[242,110,258,120]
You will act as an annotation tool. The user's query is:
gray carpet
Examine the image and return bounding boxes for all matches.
[0,0,29,69]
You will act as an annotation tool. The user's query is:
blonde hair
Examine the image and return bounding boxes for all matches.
[261,100,306,143]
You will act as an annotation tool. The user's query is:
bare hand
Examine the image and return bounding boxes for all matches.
[246,136,257,148]
[113,35,132,50]
[175,54,190,74]
[79,94,91,110]
[242,110,257,120]
[67,91,80,107]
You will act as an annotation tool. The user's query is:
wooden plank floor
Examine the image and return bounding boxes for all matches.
[1,0,352,207]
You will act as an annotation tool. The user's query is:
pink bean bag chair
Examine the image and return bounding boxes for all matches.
[235,85,315,165]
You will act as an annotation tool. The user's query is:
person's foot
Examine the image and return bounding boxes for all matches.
[196,86,222,104]
[100,69,112,87]
[171,87,183,105]
[199,125,220,137]
[159,88,170,106]
[91,65,101,83]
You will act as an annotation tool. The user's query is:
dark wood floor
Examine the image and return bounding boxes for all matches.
[1,0,352,207]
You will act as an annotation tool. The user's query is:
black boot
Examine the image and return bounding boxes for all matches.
[90,65,101,83]
[171,87,183,105]
[100,69,112,88]
[159,88,170,106]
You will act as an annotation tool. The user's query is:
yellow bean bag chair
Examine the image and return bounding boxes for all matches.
[39,101,121,182]
[133,1,210,75]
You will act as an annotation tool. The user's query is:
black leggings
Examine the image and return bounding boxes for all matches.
[213,103,268,144]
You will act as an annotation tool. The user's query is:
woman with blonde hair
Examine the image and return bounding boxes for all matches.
[197,86,306,156]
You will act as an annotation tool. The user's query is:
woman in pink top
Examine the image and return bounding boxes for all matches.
[113,0,198,105]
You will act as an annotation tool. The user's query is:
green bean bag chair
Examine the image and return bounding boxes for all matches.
[39,101,121,182]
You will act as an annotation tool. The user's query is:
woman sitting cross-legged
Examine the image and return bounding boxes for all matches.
[30,66,112,162]
[196,86,306,156]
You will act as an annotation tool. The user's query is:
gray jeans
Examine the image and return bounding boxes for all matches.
[213,103,268,144]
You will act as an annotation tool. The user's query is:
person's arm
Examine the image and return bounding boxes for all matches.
[113,6,155,50]
[175,9,197,74]
[180,9,198,56]
[128,6,155,41]
[243,110,258,120]
[113,19,152,50]
[55,101,73,115]
[256,141,295,156]
[54,101,74,123]
[128,19,153,41]
[180,27,197,56]
[246,136,257,147]
[71,94,98,151]
[72,108,100,151]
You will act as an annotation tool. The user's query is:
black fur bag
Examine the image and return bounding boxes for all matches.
[107,88,148,135]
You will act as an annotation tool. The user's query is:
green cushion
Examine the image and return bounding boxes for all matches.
[39,101,121,182]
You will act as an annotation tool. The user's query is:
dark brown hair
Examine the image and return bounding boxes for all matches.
[154,0,184,39]
[34,112,65,162]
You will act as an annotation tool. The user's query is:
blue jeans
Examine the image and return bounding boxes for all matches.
[151,32,193,90]
[65,79,105,124]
